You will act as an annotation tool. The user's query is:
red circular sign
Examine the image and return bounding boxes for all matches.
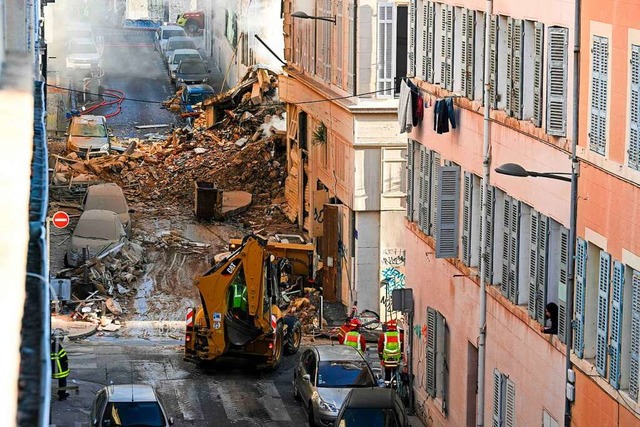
[52,211,70,229]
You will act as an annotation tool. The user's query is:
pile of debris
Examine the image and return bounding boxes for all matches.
[283,288,323,334]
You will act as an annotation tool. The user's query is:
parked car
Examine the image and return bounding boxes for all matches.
[167,48,203,83]
[65,209,127,267]
[154,24,186,53]
[82,183,131,236]
[293,345,377,426]
[175,58,210,86]
[66,37,101,72]
[179,84,214,113]
[89,383,174,427]
[334,388,409,427]
[163,36,197,63]
[66,114,111,157]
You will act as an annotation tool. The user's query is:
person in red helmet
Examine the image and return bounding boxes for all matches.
[343,318,367,353]
[377,319,404,381]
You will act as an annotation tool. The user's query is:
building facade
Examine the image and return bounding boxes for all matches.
[279,0,408,314]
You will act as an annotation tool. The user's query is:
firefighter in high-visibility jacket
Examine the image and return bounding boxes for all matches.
[377,319,404,381]
[51,336,70,401]
[343,318,367,353]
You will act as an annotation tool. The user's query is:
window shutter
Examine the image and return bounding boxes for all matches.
[511,19,524,119]
[506,17,514,117]
[629,45,640,170]
[630,269,640,401]
[595,250,611,376]
[505,378,516,427]
[501,195,512,297]
[461,172,473,265]
[492,369,503,427]
[528,210,539,318]
[483,185,495,284]
[533,22,544,127]
[406,140,414,221]
[421,4,428,79]
[436,165,461,258]
[536,214,549,323]
[408,0,416,77]
[426,307,437,397]
[574,238,588,358]
[441,318,449,415]
[316,1,324,76]
[609,261,624,389]
[336,2,343,86]
[489,15,499,109]
[324,0,333,81]
[508,199,520,303]
[557,227,569,343]
[347,3,355,92]
[461,9,475,99]
[420,147,432,234]
[426,2,436,83]
[546,26,569,137]
[377,3,394,96]
[439,5,454,90]
[589,35,609,154]
[430,152,441,236]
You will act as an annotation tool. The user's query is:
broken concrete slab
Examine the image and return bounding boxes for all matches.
[221,191,252,217]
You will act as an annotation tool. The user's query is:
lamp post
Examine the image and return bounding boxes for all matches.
[291,10,336,24]
[495,161,578,425]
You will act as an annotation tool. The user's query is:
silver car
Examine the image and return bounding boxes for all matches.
[167,48,203,82]
[65,209,127,267]
[66,37,102,72]
[89,383,174,427]
[66,114,110,157]
[82,183,131,236]
[293,345,377,426]
[162,36,197,63]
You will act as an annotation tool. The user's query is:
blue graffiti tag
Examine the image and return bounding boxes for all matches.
[381,267,406,291]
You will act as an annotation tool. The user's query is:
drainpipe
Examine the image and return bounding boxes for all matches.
[565,0,581,424]
[476,0,493,425]
[353,0,358,97]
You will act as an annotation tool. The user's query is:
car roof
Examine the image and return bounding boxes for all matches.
[86,183,125,197]
[79,209,120,222]
[167,36,191,42]
[69,37,95,45]
[71,115,106,124]
[172,48,200,56]
[344,388,396,409]
[106,384,158,402]
[313,344,367,361]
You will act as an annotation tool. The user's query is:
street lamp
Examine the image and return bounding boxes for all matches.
[495,161,578,425]
[291,11,336,24]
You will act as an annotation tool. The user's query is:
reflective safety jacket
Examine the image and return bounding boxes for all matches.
[344,331,362,350]
[230,283,248,312]
[382,331,402,362]
[51,343,70,379]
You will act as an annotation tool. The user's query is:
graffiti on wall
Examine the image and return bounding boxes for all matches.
[381,248,406,267]
[379,248,406,321]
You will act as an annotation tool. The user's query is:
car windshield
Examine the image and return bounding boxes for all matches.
[338,408,399,427]
[70,122,107,137]
[172,53,198,64]
[85,195,127,213]
[163,29,184,39]
[70,43,97,54]
[104,401,166,427]
[186,92,213,105]
[74,218,119,240]
[179,62,207,74]
[169,40,196,51]
[317,361,375,388]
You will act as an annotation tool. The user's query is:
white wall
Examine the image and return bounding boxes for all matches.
[355,211,380,313]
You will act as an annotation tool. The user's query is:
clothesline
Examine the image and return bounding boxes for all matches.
[397,77,457,134]
[396,76,464,101]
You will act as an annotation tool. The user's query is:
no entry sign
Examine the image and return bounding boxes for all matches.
[51,211,70,229]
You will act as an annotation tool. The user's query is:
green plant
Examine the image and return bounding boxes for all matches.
[312,121,327,145]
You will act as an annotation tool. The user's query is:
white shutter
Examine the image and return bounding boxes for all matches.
[419,146,431,234]
[489,15,499,109]
[505,378,516,427]
[436,165,461,258]
[480,185,495,284]
[533,22,544,127]
[536,214,549,323]
[461,172,473,265]
[347,3,355,92]
[406,140,414,221]
[589,35,609,154]
[528,210,539,318]
[492,369,503,427]
[461,9,475,99]
[336,1,343,86]
[506,17,514,116]
[408,0,416,77]
[324,0,332,81]
[512,19,524,119]
[377,3,394,96]
[574,238,588,358]
[609,261,624,389]
[421,4,428,79]
[558,228,569,343]
[629,45,640,170]
[629,269,640,401]
[440,5,454,90]
[595,250,611,376]
[501,195,512,297]
[508,199,520,303]
[426,2,436,83]
[547,26,568,136]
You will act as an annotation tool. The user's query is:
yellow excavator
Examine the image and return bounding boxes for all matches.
[184,234,313,370]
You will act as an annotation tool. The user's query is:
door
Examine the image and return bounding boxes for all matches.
[299,350,317,405]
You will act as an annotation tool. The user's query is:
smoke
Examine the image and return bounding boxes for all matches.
[239,0,284,71]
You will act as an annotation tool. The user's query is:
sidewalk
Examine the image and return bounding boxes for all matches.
[51,314,97,340]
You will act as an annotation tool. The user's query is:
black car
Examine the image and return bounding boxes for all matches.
[175,58,210,87]
[334,388,409,427]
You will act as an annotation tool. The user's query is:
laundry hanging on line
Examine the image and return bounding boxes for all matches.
[434,97,456,134]
[398,79,426,134]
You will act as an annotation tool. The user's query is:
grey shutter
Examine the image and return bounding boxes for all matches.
[440,5,454,90]
[461,172,473,265]
[426,307,437,397]
[408,0,416,77]
[533,22,544,127]
[547,26,569,136]
[609,261,624,389]
[492,369,503,427]
[536,214,549,323]
[461,9,475,99]
[528,210,539,318]
[418,145,427,231]
[595,250,611,376]
[347,3,355,92]
[378,3,394,95]
[511,19,524,119]
[630,270,640,401]
[430,152,441,236]
[506,17,514,116]
[441,317,449,415]
[508,200,520,303]
[426,2,436,83]
[574,238,588,358]
[421,4,428,79]
[483,185,495,284]
[589,35,609,154]
[406,140,414,221]
[501,195,512,297]
[505,378,516,427]
[557,227,569,343]
[489,15,499,109]
[629,45,640,170]
[436,165,461,258]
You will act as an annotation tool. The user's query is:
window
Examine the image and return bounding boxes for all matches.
[505,18,523,118]
[589,35,609,155]
[377,3,394,96]
[417,146,440,236]
[336,1,344,87]
[408,1,416,77]
[439,4,454,90]
[488,15,499,109]
[421,2,436,83]
[629,269,640,399]
[316,0,332,81]
[533,22,544,128]
[406,140,416,221]
[348,3,355,92]
[435,164,460,258]
[395,6,408,95]
[629,45,640,170]
[492,369,515,427]
[461,172,481,267]
[498,195,520,304]
[381,148,407,210]
[546,26,569,136]
[543,410,559,427]
[426,307,449,415]
[460,8,475,99]
[479,185,496,284]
